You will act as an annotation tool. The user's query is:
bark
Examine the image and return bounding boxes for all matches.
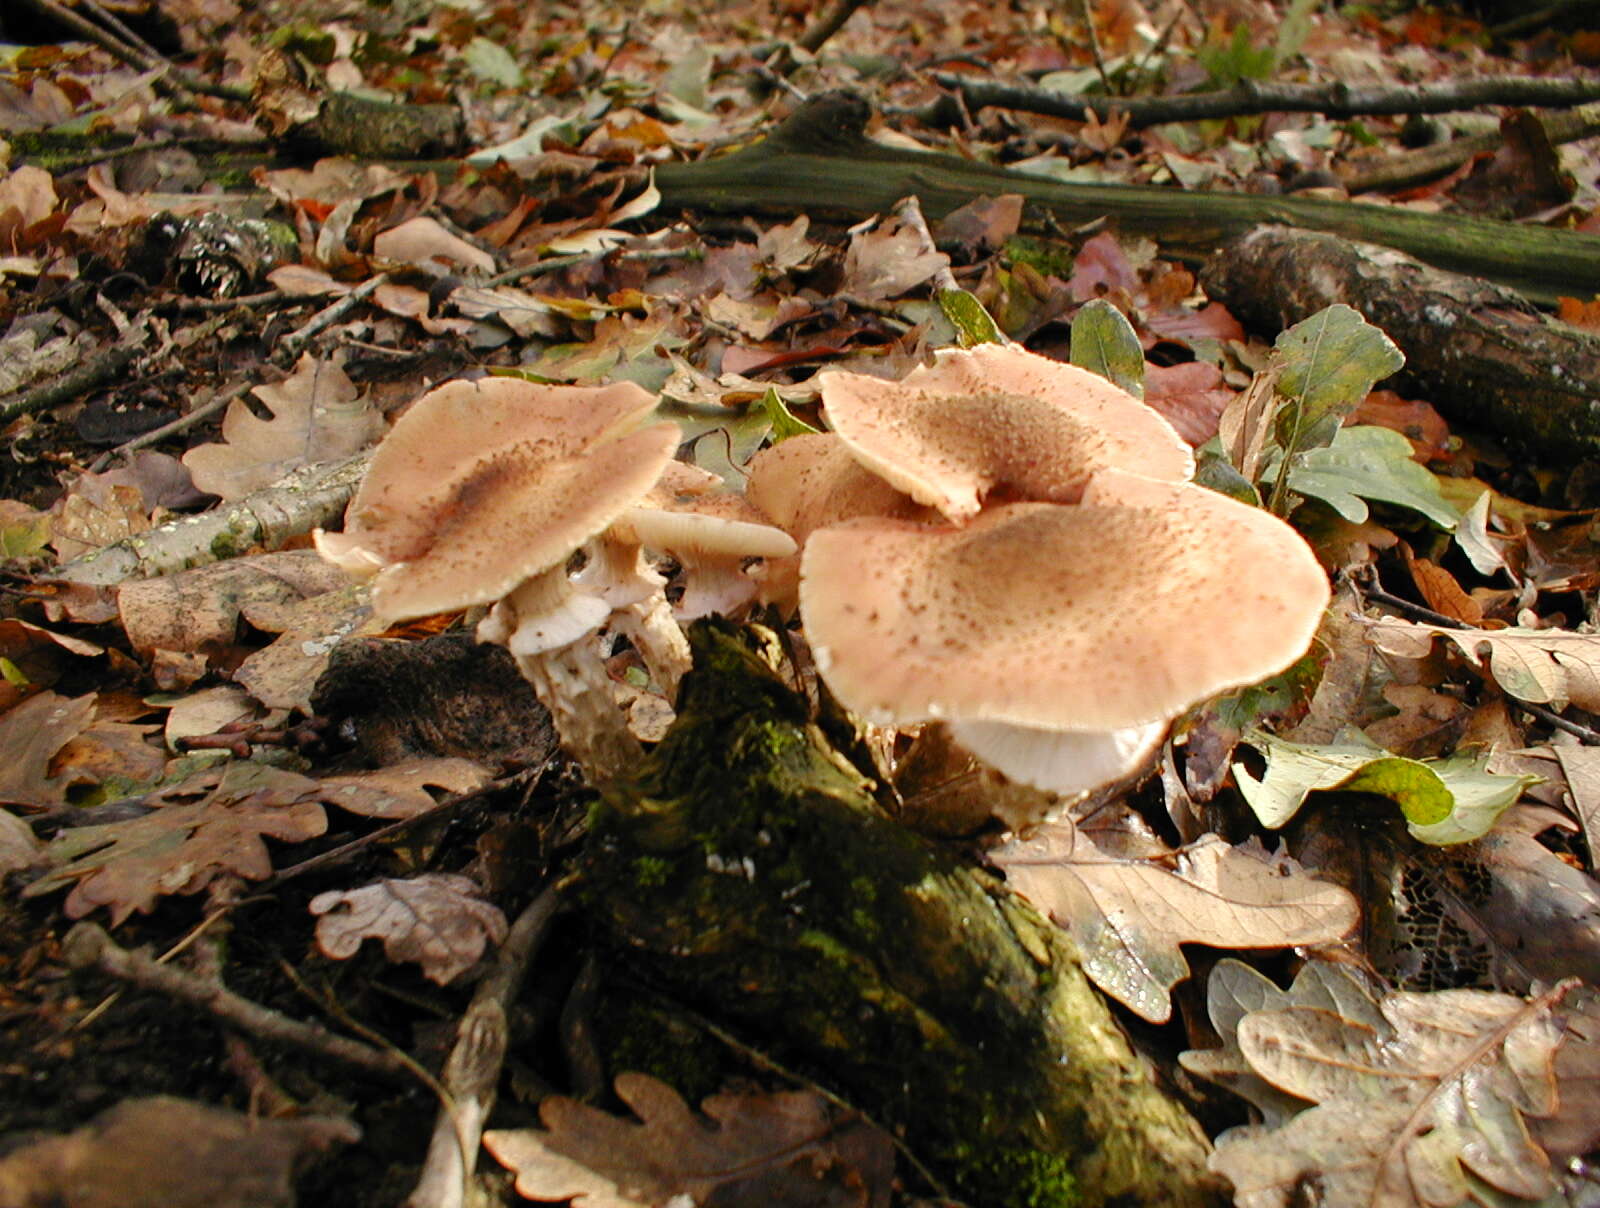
[1200,225,1600,461]
[926,72,1600,129]
[582,620,1223,1208]
[655,91,1600,303]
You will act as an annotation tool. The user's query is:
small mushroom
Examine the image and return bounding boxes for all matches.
[315,376,679,783]
[818,343,1194,523]
[799,468,1330,796]
[621,492,797,620]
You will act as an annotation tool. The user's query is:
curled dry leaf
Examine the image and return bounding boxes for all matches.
[483,1072,894,1208]
[991,822,1357,1022]
[1184,960,1600,1208]
[310,873,507,985]
[315,756,492,820]
[0,1095,357,1208]
[1364,615,1600,713]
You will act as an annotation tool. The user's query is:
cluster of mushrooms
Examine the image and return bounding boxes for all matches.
[316,344,1330,798]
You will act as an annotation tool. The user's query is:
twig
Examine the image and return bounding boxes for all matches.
[88,378,251,472]
[0,337,143,426]
[405,882,565,1208]
[1359,580,1600,744]
[1076,0,1112,95]
[480,245,701,290]
[797,0,873,54]
[63,922,417,1085]
[276,274,388,364]
[15,0,247,101]
[1490,0,1600,39]
[924,72,1600,130]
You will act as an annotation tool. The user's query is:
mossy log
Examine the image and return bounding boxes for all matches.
[1202,225,1600,461]
[654,91,1600,304]
[582,621,1222,1208]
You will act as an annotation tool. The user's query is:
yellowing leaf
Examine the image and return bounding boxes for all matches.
[991,824,1356,1022]
[182,355,381,500]
[1235,728,1536,843]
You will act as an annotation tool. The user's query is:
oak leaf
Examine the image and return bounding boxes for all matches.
[310,873,507,984]
[991,822,1356,1022]
[483,1072,894,1208]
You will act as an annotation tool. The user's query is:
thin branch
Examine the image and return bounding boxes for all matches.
[797,0,873,54]
[925,72,1600,130]
[63,922,417,1085]
[88,378,251,472]
[276,274,389,364]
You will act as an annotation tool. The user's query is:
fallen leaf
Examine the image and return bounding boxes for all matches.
[310,872,507,984]
[1188,963,1600,1208]
[483,1072,893,1208]
[1364,615,1600,713]
[991,823,1357,1022]
[0,691,97,807]
[315,756,492,819]
[23,761,326,923]
[0,1095,357,1208]
[1235,727,1537,843]
[837,213,948,304]
[181,354,381,500]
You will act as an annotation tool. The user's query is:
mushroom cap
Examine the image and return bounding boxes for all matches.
[818,344,1194,522]
[948,718,1167,799]
[624,493,798,560]
[747,432,927,545]
[332,376,678,620]
[800,468,1329,731]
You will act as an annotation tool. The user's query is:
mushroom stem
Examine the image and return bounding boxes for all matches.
[513,641,642,784]
[614,596,693,698]
[572,533,692,699]
[478,570,641,784]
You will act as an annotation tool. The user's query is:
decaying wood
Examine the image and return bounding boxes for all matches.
[925,71,1600,130]
[656,91,1600,303]
[1200,225,1600,461]
[583,620,1223,1208]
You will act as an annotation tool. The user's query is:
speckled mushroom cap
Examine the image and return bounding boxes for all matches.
[799,467,1330,731]
[818,344,1195,522]
[323,376,679,621]
[746,432,927,545]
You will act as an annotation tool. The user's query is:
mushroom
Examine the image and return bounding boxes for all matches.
[745,431,931,611]
[817,343,1194,523]
[798,468,1330,797]
[315,375,680,783]
[620,491,797,621]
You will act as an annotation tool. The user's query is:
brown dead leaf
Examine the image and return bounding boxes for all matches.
[310,872,507,984]
[0,1095,356,1208]
[118,549,349,660]
[23,761,326,923]
[483,1072,894,1208]
[991,823,1357,1022]
[837,213,949,304]
[232,581,384,712]
[1555,746,1600,872]
[315,757,492,819]
[372,215,495,274]
[1365,616,1600,713]
[1188,961,1600,1208]
[0,691,97,808]
[181,355,381,500]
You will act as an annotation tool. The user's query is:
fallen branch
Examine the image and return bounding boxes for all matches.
[63,922,417,1085]
[583,620,1223,1208]
[655,91,1600,303]
[924,72,1600,129]
[1341,103,1600,193]
[797,0,873,53]
[1199,224,1600,460]
[49,451,369,587]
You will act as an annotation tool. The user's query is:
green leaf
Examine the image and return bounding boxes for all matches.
[935,288,1005,348]
[1272,304,1404,455]
[760,387,820,443]
[463,37,526,88]
[1271,0,1318,67]
[1285,425,1458,529]
[1070,298,1145,399]
[1192,452,1262,506]
[1234,728,1537,843]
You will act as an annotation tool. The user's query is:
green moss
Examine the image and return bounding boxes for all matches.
[592,997,727,1104]
[631,855,671,889]
[947,1144,1079,1208]
[1002,235,1078,280]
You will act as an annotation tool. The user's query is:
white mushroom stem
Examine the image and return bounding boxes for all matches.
[572,532,692,697]
[478,569,641,784]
